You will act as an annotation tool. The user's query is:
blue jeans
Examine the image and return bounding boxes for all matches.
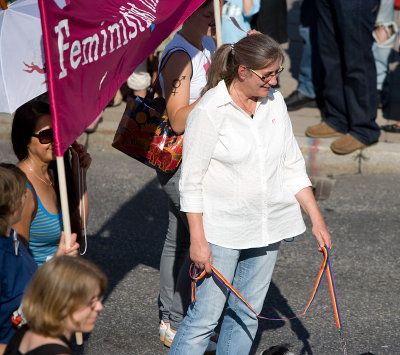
[317,0,380,145]
[298,25,316,99]
[372,0,396,90]
[169,242,280,355]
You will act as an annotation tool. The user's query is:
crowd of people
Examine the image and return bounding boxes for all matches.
[2,0,399,354]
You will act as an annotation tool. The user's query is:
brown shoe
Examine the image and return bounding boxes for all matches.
[305,122,343,138]
[330,134,373,155]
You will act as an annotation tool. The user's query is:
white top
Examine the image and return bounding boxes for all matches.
[159,33,215,104]
[179,80,312,249]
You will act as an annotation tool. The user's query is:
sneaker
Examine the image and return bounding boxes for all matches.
[159,320,168,342]
[330,134,374,155]
[164,325,176,348]
[305,122,343,138]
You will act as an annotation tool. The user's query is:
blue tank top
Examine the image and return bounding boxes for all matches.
[26,183,63,267]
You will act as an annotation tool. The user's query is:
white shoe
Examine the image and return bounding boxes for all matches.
[159,320,168,342]
[164,325,176,348]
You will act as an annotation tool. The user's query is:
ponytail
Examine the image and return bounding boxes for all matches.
[202,34,284,96]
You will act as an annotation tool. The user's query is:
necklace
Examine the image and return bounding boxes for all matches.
[23,159,53,187]
[233,85,255,118]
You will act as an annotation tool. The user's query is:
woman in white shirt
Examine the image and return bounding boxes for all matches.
[170,33,332,354]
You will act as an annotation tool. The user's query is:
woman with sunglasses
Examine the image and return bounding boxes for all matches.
[4,255,106,355]
[169,34,332,354]
[11,99,91,266]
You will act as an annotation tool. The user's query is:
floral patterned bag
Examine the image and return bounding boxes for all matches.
[112,47,188,174]
[112,93,183,174]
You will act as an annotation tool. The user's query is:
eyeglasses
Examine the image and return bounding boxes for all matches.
[31,128,53,144]
[247,66,284,82]
[87,295,104,309]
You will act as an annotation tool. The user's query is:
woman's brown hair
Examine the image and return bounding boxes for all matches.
[202,33,284,95]
[0,164,27,235]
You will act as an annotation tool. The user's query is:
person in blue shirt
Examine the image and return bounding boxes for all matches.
[221,0,260,44]
[0,164,80,353]
[0,164,37,353]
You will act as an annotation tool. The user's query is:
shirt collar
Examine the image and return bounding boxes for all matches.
[214,80,276,108]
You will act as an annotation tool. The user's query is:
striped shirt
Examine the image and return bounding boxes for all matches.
[27,184,63,267]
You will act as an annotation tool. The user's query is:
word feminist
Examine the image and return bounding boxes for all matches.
[54,0,158,79]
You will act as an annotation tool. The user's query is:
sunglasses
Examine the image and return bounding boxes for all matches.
[247,66,284,82]
[31,128,53,144]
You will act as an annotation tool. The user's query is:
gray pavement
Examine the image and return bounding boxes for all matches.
[1,141,399,355]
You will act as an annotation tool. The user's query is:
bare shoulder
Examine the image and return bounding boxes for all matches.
[161,50,191,77]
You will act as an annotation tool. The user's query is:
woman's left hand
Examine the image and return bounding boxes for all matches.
[71,142,92,172]
[312,222,332,251]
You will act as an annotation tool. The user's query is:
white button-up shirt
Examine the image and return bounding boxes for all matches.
[179,80,311,249]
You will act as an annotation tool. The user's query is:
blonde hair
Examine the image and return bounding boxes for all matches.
[0,164,27,235]
[22,256,107,338]
[202,33,284,95]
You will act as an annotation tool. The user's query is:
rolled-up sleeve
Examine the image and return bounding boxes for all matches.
[179,106,219,212]
[282,111,312,195]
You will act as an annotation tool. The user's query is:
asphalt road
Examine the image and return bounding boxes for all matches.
[1,141,399,355]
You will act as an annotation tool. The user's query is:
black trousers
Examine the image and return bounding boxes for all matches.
[317,0,381,145]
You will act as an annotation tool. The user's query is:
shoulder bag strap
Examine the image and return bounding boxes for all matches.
[147,46,192,100]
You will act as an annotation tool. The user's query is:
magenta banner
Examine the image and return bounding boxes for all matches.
[38,0,205,156]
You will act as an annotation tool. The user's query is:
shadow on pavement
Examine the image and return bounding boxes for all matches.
[251,282,312,355]
[72,177,168,353]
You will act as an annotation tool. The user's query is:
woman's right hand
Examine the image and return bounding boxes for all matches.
[56,231,80,257]
[190,236,213,274]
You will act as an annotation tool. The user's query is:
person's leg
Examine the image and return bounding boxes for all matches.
[285,24,317,111]
[372,0,396,91]
[217,242,280,354]
[335,0,380,145]
[297,25,316,99]
[158,167,190,327]
[169,244,240,355]
[169,253,192,331]
[316,0,348,134]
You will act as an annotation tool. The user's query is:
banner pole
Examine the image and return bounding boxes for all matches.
[56,156,71,248]
[56,156,83,345]
[213,0,222,47]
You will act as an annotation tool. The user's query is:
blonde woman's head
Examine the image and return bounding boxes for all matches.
[22,256,107,338]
